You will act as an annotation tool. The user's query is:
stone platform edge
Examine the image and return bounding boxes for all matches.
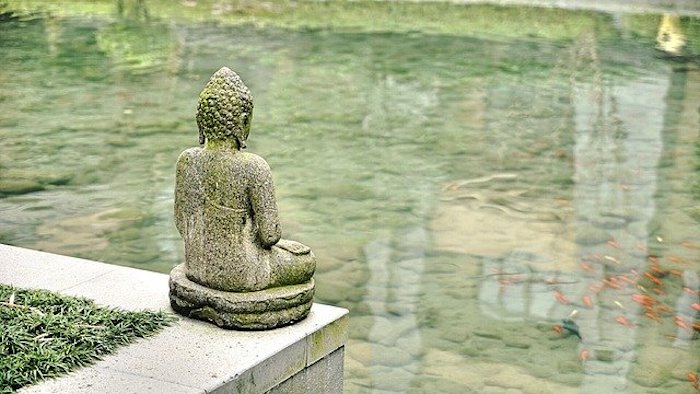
[0,243,348,394]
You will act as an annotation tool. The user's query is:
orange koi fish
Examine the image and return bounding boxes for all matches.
[668,255,687,264]
[582,295,593,308]
[652,287,666,296]
[632,294,653,306]
[579,349,590,362]
[604,278,623,290]
[674,316,691,331]
[649,265,665,275]
[615,316,633,328]
[684,287,698,295]
[656,303,673,313]
[688,372,699,391]
[644,311,660,322]
[643,272,662,286]
[554,290,569,305]
[607,238,621,249]
[680,240,700,249]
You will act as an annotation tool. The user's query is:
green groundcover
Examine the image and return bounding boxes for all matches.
[0,284,175,392]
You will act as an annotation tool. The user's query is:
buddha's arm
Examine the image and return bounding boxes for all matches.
[250,158,282,248]
[174,149,196,236]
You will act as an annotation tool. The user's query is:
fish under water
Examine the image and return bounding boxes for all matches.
[562,319,581,339]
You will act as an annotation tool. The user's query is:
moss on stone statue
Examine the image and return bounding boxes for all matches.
[196,67,253,144]
[169,67,316,329]
[169,264,314,330]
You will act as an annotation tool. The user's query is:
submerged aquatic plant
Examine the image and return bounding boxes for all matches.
[0,284,176,392]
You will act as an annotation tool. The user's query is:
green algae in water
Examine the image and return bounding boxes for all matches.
[0,284,176,392]
[0,2,699,393]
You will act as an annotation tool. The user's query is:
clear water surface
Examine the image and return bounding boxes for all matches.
[1,2,699,393]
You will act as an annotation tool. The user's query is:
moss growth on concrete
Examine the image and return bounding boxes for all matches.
[308,314,348,363]
[0,284,175,392]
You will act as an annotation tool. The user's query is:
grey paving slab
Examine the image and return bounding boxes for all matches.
[61,264,172,310]
[18,366,201,394]
[94,304,348,390]
[0,243,117,292]
[0,243,349,393]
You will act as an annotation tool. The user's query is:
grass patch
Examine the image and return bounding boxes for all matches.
[0,284,176,392]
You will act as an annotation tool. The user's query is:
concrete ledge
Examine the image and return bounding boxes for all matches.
[409,0,700,16]
[0,244,348,394]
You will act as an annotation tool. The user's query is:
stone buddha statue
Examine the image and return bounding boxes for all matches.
[169,67,316,330]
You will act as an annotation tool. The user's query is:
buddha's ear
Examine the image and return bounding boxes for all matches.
[233,134,246,150]
[199,130,205,145]
[241,113,252,134]
[242,111,252,127]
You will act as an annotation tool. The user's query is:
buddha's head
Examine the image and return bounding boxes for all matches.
[196,67,253,148]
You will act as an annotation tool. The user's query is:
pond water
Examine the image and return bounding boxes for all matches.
[1,2,699,393]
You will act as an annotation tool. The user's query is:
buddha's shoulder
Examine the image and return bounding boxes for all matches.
[177,147,203,163]
[236,152,271,170]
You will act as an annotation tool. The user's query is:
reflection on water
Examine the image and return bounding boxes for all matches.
[657,14,687,55]
[572,55,667,392]
[1,2,699,393]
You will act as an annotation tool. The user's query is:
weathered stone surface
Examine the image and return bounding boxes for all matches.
[170,67,316,329]
[169,264,314,330]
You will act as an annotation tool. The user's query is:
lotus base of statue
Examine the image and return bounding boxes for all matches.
[169,264,315,330]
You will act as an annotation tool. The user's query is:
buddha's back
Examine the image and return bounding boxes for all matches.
[176,147,277,291]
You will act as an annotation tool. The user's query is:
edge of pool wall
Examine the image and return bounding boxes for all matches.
[0,243,349,394]
[414,0,700,16]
